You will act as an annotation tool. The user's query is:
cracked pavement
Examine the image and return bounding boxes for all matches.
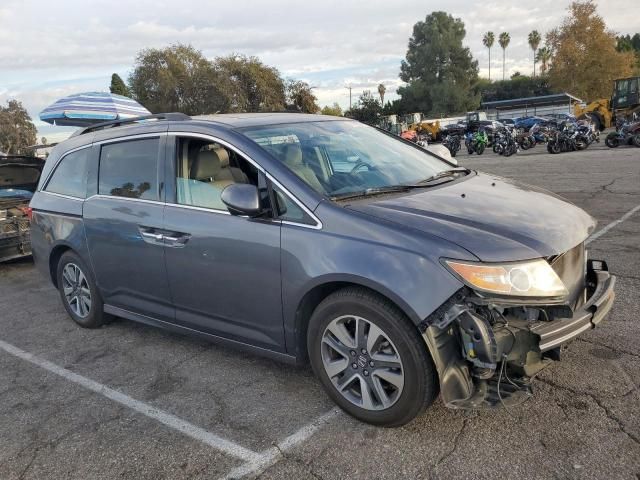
[1,141,639,479]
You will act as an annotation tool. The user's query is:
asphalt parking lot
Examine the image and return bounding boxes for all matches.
[1,141,639,480]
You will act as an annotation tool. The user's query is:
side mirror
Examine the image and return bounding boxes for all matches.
[221,184,262,217]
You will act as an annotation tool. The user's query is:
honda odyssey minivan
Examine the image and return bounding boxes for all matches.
[30,113,615,426]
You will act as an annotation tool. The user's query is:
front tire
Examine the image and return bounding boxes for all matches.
[605,133,619,148]
[307,287,438,427]
[56,251,110,328]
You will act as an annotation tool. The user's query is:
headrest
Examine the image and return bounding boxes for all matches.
[213,146,230,168]
[191,150,220,180]
[282,143,303,167]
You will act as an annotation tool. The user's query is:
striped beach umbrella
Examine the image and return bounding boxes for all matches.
[39,92,151,127]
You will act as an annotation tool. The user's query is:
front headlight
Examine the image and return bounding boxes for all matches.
[444,258,568,297]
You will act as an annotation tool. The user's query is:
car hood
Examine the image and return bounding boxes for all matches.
[346,172,596,262]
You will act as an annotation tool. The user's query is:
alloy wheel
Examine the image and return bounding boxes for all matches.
[62,263,92,318]
[321,315,404,411]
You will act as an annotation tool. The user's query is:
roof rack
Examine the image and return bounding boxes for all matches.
[75,113,191,136]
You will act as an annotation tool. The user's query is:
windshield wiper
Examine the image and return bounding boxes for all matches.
[331,168,472,201]
[415,167,471,185]
[331,185,412,201]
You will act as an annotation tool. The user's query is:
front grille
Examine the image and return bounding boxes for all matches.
[550,243,586,309]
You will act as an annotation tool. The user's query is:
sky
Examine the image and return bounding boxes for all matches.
[1,0,638,142]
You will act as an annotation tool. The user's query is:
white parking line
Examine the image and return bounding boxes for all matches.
[221,408,342,480]
[0,339,261,463]
[586,203,640,245]
[0,338,342,478]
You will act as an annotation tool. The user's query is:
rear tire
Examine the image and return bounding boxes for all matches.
[307,287,438,427]
[56,251,111,329]
[633,134,640,148]
[548,142,561,154]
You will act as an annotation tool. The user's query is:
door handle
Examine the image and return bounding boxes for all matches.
[139,226,164,245]
[163,233,191,247]
[141,231,164,241]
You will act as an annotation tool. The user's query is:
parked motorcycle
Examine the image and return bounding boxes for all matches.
[605,120,640,148]
[516,131,535,150]
[576,119,599,146]
[465,129,489,155]
[529,123,549,145]
[493,127,519,157]
[546,128,578,154]
[442,134,461,157]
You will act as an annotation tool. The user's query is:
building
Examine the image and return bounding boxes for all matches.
[480,93,584,120]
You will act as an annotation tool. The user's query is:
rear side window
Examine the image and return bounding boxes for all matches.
[99,138,159,200]
[45,148,89,198]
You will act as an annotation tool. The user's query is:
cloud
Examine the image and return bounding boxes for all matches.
[1,0,638,134]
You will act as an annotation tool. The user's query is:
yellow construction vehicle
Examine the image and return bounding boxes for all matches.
[401,113,443,141]
[575,76,640,130]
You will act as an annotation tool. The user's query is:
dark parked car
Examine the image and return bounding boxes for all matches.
[513,116,549,131]
[1,155,45,262]
[30,113,615,426]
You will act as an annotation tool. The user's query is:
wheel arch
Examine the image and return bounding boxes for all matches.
[48,243,74,288]
[292,276,422,364]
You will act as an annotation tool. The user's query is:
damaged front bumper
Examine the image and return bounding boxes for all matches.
[422,259,616,409]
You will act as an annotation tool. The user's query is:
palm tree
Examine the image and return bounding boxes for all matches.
[498,32,510,80]
[377,83,386,105]
[528,30,542,76]
[536,46,552,75]
[482,32,495,80]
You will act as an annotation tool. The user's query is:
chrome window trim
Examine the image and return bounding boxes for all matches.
[41,144,92,191]
[40,191,84,201]
[94,131,168,146]
[165,202,231,216]
[168,132,323,230]
[86,194,165,206]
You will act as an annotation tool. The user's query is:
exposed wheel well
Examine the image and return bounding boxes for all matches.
[294,281,416,363]
[48,245,72,288]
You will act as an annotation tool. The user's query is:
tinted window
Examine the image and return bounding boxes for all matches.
[175,138,256,210]
[99,138,159,200]
[45,148,89,198]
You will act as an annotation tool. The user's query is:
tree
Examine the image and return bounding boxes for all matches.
[482,32,495,81]
[499,32,511,81]
[345,91,381,124]
[285,80,319,113]
[479,75,555,102]
[546,1,635,100]
[536,46,553,75]
[0,100,37,155]
[109,73,131,97]
[528,30,542,76]
[377,83,386,104]
[215,54,286,112]
[398,12,479,115]
[617,33,640,73]
[128,44,229,115]
[321,103,343,116]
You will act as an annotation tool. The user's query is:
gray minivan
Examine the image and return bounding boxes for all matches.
[30,113,615,426]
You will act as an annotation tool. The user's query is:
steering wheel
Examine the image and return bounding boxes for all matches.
[349,159,373,175]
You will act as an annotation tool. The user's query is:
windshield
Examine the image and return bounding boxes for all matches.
[240,120,452,197]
